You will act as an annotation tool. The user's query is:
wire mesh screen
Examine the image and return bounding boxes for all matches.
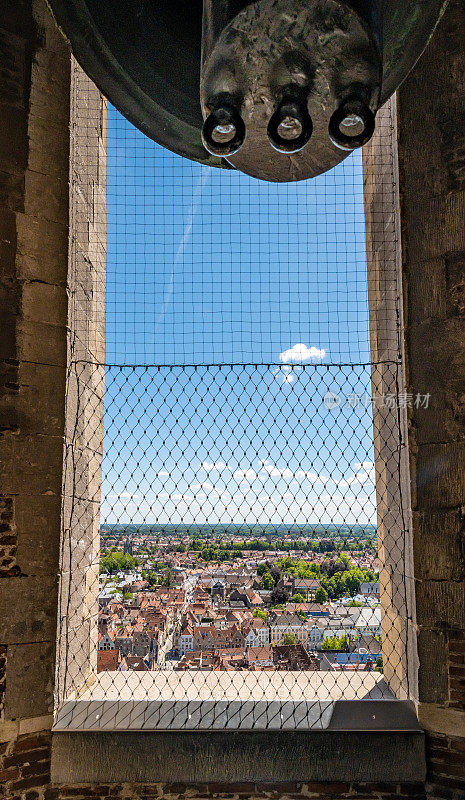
[106,111,370,366]
[56,60,415,730]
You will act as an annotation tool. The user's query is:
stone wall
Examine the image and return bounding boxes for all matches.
[396,0,465,795]
[363,98,417,701]
[0,727,428,800]
[0,0,105,770]
[0,0,70,733]
[55,52,106,708]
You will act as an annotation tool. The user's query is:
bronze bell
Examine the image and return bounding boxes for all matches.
[47,0,448,182]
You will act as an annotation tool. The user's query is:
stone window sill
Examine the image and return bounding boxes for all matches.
[51,672,425,784]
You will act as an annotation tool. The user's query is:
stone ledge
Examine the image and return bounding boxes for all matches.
[51,728,426,784]
[53,699,420,733]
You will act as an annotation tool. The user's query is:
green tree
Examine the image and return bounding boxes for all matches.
[290,593,305,603]
[315,586,328,604]
[282,633,298,645]
[147,570,158,586]
[253,608,266,620]
[260,571,275,590]
[99,551,140,575]
[341,569,362,597]
[321,635,346,650]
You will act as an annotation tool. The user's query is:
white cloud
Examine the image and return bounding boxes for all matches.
[273,343,325,384]
[335,461,375,487]
[156,471,170,477]
[233,469,258,483]
[272,365,299,385]
[295,470,330,484]
[279,343,326,363]
[259,462,329,484]
[190,482,231,497]
[261,462,294,479]
[355,461,375,472]
[101,478,377,525]
[256,495,280,506]
[191,482,214,490]
[199,461,230,471]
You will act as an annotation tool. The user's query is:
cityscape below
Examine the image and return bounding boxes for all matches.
[97,524,382,675]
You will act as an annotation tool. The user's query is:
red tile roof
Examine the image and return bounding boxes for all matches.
[97,649,119,673]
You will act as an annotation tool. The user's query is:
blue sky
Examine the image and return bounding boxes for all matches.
[101,106,377,526]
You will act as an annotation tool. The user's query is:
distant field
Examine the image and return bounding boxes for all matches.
[100,523,376,539]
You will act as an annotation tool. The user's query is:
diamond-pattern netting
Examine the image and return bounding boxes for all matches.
[56,64,413,729]
[57,360,413,727]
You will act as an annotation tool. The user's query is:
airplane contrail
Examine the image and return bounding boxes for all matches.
[154,165,211,331]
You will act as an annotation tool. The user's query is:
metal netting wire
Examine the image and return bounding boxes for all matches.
[105,108,371,367]
[55,60,414,729]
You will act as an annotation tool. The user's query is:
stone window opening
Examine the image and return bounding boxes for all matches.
[52,59,423,780]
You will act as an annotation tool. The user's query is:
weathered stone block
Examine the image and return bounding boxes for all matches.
[400,192,465,265]
[0,168,25,212]
[0,574,57,644]
[14,492,61,574]
[28,50,71,126]
[445,252,465,318]
[0,208,18,279]
[413,510,465,582]
[0,361,66,437]
[14,320,67,366]
[21,281,67,327]
[15,213,68,284]
[0,27,31,110]
[416,630,449,704]
[415,442,465,510]
[407,317,465,399]
[24,168,68,226]
[0,432,64,496]
[0,275,21,323]
[415,579,465,630]
[4,642,55,720]
[27,114,70,178]
[405,258,448,325]
[0,104,29,176]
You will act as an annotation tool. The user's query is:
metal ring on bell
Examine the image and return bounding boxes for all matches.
[202,104,246,157]
[267,99,312,154]
[328,97,375,151]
